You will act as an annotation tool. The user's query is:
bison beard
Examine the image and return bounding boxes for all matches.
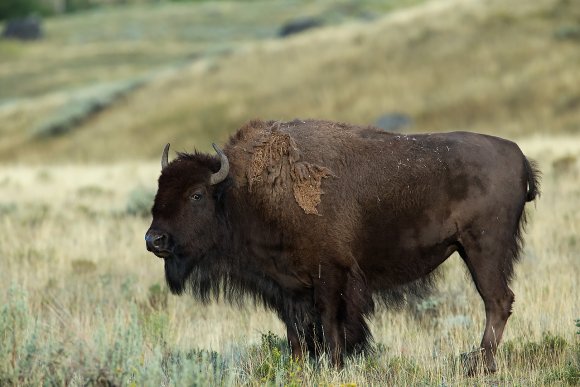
[146,119,540,373]
[164,256,196,295]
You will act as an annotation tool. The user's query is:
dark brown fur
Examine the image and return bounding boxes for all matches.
[146,119,540,372]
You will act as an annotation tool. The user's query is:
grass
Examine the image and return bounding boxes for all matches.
[0,135,578,385]
[0,1,425,104]
[0,0,579,384]
[30,78,146,138]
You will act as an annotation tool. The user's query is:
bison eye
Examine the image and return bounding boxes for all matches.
[190,193,203,201]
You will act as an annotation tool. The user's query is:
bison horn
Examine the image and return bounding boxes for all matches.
[161,143,170,170]
[209,143,229,185]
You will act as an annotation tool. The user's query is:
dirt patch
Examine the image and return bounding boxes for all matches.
[247,123,332,215]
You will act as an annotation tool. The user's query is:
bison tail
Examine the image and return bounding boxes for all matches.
[524,157,541,202]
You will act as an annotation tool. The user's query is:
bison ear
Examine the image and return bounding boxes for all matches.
[161,143,170,170]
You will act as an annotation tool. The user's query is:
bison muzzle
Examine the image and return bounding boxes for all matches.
[145,119,540,373]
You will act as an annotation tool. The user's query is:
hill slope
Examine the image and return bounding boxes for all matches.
[0,0,579,163]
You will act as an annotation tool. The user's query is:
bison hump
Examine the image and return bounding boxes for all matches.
[245,122,332,215]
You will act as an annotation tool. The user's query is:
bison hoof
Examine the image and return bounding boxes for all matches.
[460,348,496,376]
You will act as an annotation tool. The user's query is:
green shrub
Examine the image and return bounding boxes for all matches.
[243,331,304,385]
[147,283,168,310]
[162,348,228,386]
[545,361,580,385]
[71,258,97,274]
[125,185,155,217]
[0,0,46,21]
[554,24,580,41]
[0,202,17,216]
[502,332,569,368]
[0,286,65,385]
[77,184,110,198]
[32,79,144,139]
[543,325,580,386]
[63,0,97,13]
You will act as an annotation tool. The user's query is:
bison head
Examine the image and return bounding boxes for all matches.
[145,143,229,294]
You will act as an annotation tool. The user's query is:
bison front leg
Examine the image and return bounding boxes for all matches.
[286,321,325,361]
[286,324,305,361]
[314,265,347,367]
[314,263,374,367]
[318,298,344,367]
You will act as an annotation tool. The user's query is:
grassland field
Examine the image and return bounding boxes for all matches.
[0,0,579,385]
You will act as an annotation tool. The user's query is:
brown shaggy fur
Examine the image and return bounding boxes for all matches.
[245,121,333,214]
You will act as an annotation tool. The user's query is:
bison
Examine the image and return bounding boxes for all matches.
[145,119,540,373]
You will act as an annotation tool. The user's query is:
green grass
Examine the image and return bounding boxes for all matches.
[31,78,146,138]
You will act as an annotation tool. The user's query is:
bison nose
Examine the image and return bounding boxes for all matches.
[145,229,169,253]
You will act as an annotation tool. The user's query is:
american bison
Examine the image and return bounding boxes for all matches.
[145,119,540,373]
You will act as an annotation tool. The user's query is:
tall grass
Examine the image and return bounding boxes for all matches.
[0,136,578,385]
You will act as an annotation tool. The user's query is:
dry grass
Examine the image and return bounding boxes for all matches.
[0,0,425,163]
[0,135,578,385]
[0,0,578,384]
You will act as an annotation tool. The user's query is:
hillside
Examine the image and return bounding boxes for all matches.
[0,0,579,163]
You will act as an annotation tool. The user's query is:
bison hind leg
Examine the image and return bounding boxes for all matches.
[457,231,519,374]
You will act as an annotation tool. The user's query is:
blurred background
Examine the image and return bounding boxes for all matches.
[0,0,579,384]
[1,0,578,163]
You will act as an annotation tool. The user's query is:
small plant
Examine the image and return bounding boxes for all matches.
[554,24,580,42]
[543,323,580,385]
[502,332,569,368]
[71,259,97,275]
[253,331,286,382]
[0,202,17,216]
[542,332,568,353]
[0,0,46,21]
[552,154,577,174]
[31,79,144,139]
[77,185,110,198]
[162,348,227,385]
[147,283,168,310]
[243,331,303,385]
[125,186,156,217]
[408,294,443,324]
[142,310,169,346]
[361,343,391,381]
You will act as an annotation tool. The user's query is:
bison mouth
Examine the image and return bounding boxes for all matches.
[151,249,172,259]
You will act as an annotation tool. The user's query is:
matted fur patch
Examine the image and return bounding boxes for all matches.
[247,123,332,215]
